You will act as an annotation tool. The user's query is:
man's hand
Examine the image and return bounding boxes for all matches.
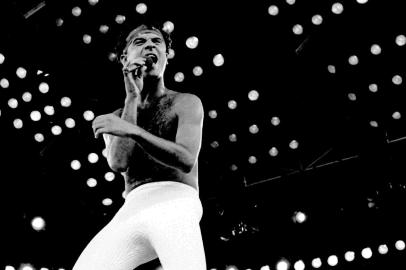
[122,57,148,99]
[92,113,138,139]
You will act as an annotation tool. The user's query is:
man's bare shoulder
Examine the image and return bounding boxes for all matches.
[167,90,203,112]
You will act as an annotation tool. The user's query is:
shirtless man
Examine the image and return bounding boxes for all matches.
[73,23,206,270]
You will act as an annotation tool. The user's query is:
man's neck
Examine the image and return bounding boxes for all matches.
[139,76,166,107]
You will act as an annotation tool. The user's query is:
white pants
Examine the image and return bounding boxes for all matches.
[73,181,206,270]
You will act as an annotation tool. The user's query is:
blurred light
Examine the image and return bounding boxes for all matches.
[356,0,368,3]
[361,247,373,259]
[31,216,46,231]
[293,260,305,270]
[332,2,344,14]
[39,82,49,93]
[65,118,76,128]
[230,164,238,171]
[20,264,34,270]
[61,97,72,107]
[108,52,117,62]
[327,65,336,74]
[186,36,199,49]
[84,110,95,121]
[51,125,62,135]
[208,110,217,119]
[44,105,55,115]
[30,111,41,121]
[5,266,16,270]
[248,156,257,164]
[105,172,115,181]
[248,90,259,101]
[34,133,44,142]
[327,255,338,266]
[102,198,113,206]
[115,15,126,24]
[56,18,64,26]
[1,78,9,88]
[210,141,219,149]
[392,75,402,85]
[292,24,303,35]
[294,211,307,223]
[229,134,237,142]
[163,21,174,33]
[89,0,99,5]
[269,147,279,157]
[260,266,271,270]
[83,34,92,44]
[311,258,322,268]
[87,178,97,187]
[344,251,355,261]
[228,100,237,110]
[88,153,99,163]
[225,265,238,270]
[249,124,259,134]
[395,240,405,250]
[348,55,359,65]
[168,48,175,59]
[268,5,279,16]
[71,160,81,170]
[370,44,381,55]
[40,268,49,270]
[369,83,378,92]
[135,3,147,14]
[16,67,27,79]
[392,111,401,120]
[395,34,406,46]
[8,98,18,109]
[72,6,82,17]
[286,0,295,4]
[369,120,378,127]
[276,259,289,270]
[312,14,323,25]
[378,244,388,254]
[193,66,203,76]
[213,54,224,66]
[174,72,185,82]
[289,139,299,149]
[99,25,109,33]
[0,53,5,64]
[22,92,32,102]
[348,93,357,101]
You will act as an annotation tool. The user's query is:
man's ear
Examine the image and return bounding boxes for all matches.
[120,53,127,65]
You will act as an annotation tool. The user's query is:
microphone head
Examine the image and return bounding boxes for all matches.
[145,57,154,70]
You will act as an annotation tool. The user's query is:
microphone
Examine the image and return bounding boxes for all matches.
[144,56,154,71]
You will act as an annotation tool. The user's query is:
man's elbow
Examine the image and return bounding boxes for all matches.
[181,156,197,174]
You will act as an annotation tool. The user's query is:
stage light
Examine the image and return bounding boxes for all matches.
[1,78,10,88]
[71,160,81,170]
[108,52,117,62]
[248,90,259,101]
[327,255,338,266]
[392,111,401,120]
[83,34,92,44]
[88,153,99,163]
[260,265,271,270]
[86,178,97,187]
[392,75,402,85]
[102,198,113,206]
[293,260,305,270]
[193,66,203,76]
[135,3,147,14]
[65,118,76,128]
[229,134,237,142]
[331,3,344,15]
[88,0,99,6]
[225,265,238,270]
[40,268,49,270]
[378,244,388,254]
[5,266,16,270]
[115,15,126,24]
[327,65,336,74]
[395,240,405,251]
[312,14,323,25]
[348,93,356,101]
[210,141,219,149]
[44,105,55,115]
[356,0,368,3]
[269,147,279,157]
[276,259,289,270]
[163,21,174,33]
[213,54,224,67]
[369,120,378,127]
[39,82,49,93]
[16,67,27,79]
[22,92,32,102]
[395,35,406,46]
[8,98,18,109]
[83,110,95,121]
[370,44,382,55]
[249,124,259,134]
[208,110,217,119]
[292,24,303,35]
[361,247,373,259]
[31,216,46,231]
[270,117,280,126]
[228,100,237,110]
[51,125,62,135]
[268,5,279,16]
[61,97,72,107]
[348,55,359,65]
[174,72,185,82]
[105,172,115,181]
[293,211,306,223]
[99,25,109,34]
[369,83,378,92]
[186,36,199,49]
[311,258,322,268]
[30,111,41,121]
[289,140,299,149]
[344,251,355,262]
[13,119,23,129]
[56,18,64,27]
[286,0,295,4]
[34,133,44,142]
[230,164,238,171]
[0,53,5,64]
[20,264,34,270]
[72,6,82,17]
[248,156,257,164]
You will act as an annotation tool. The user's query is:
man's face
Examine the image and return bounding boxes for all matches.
[122,29,168,77]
